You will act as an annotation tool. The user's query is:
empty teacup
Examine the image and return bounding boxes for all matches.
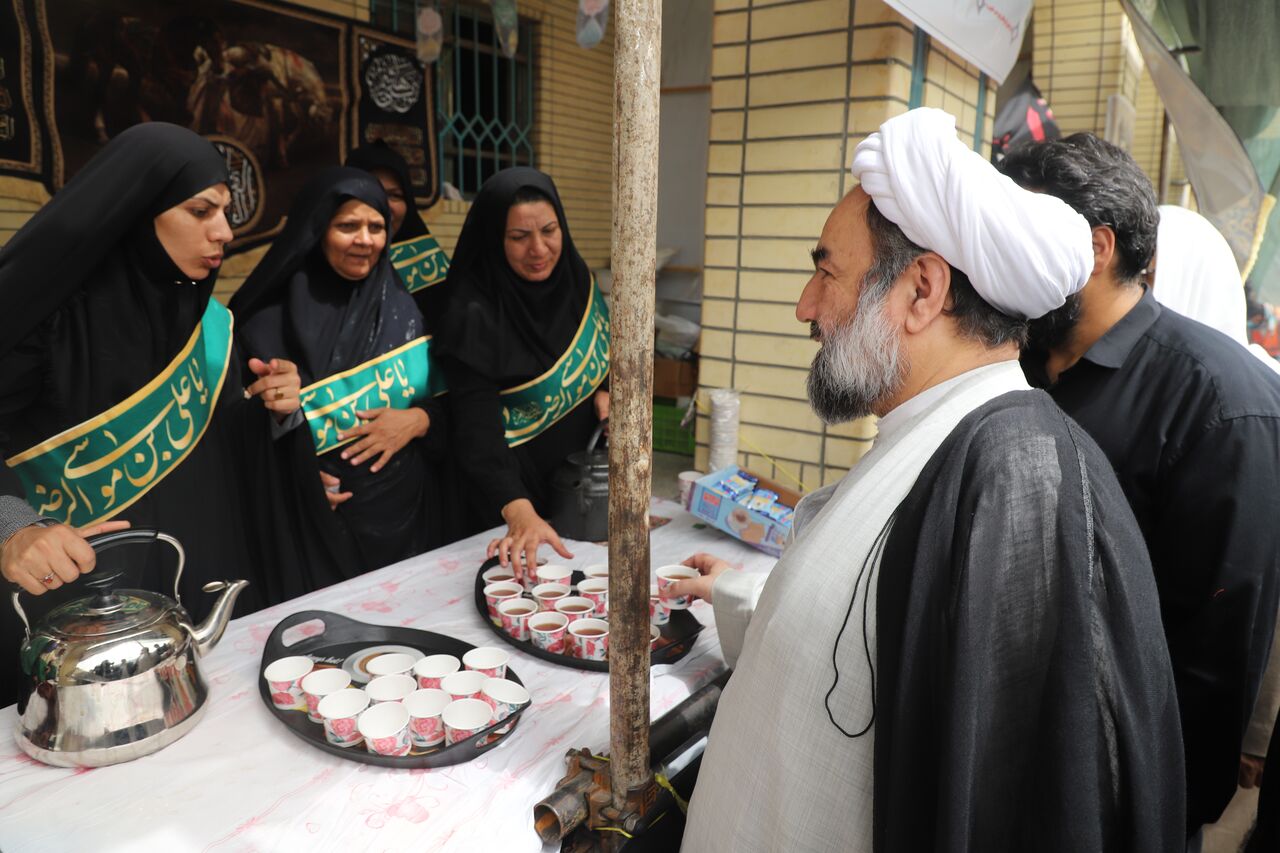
[462,646,510,679]
[481,677,531,725]
[300,667,352,723]
[442,698,495,745]
[359,700,411,757]
[317,688,369,748]
[264,655,314,711]
[656,565,699,610]
[403,688,452,748]
[413,654,461,690]
[366,652,418,678]
[366,674,416,704]
[440,670,488,701]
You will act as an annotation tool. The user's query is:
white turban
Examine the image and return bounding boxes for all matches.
[1154,204,1280,374]
[850,108,1093,320]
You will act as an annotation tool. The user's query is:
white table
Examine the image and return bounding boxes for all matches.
[0,499,775,852]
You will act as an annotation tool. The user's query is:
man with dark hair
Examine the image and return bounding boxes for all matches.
[1000,133,1280,846]
[675,109,1184,853]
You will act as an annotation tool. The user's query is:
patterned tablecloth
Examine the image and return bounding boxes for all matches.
[0,499,776,852]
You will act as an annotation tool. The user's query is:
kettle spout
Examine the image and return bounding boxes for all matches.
[190,579,249,658]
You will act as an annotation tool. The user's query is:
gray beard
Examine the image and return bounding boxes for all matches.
[806,288,909,424]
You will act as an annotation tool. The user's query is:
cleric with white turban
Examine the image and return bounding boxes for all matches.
[679,107,1185,853]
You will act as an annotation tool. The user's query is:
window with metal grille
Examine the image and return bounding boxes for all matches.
[369,1,536,197]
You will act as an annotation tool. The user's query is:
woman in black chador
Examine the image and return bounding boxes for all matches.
[435,167,610,579]
[232,167,447,586]
[0,123,304,706]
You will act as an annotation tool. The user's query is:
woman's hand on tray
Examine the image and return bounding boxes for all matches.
[490,499,573,581]
[666,552,730,605]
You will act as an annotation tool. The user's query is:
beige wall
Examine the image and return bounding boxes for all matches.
[1,0,616,305]
[694,0,995,493]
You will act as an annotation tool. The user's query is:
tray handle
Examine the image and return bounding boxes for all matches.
[261,610,359,663]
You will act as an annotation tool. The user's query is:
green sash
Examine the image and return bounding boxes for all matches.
[389,233,450,294]
[6,300,234,528]
[300,336,445,455]
[500,278,610,448]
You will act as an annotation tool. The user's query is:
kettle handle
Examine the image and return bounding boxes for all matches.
[586,418,608,454]
[9,527,185,639]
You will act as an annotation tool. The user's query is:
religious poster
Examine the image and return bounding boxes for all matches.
[880,0,1031,83]
[38,0,348,249]
[352,28,440,207]
[0,0,48,182]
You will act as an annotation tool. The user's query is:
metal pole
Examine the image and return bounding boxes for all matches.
[607,0,660,814]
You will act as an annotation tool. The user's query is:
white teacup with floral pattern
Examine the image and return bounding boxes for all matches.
[462,646,510,679]
[497,598,537,641]
[442,698,495,745]
[403,688,451,748]
[300,667,351,723]
[359,700,412,757]
[263,655,314,711]
[568,618,609,661]
[413,654,460,690]
[366,674,416,704]
[317,688,369,748]
[577,578,609,617]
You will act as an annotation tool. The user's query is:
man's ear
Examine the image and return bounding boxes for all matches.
[901,252,951,335]
[1091,225,1117,279]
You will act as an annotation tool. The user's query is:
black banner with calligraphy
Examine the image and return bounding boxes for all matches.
[0,0,48,182]
[352,28,440,208]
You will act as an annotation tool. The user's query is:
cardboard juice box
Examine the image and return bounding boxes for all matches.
[688,467,799,557]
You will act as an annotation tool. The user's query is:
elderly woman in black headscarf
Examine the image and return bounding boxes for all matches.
[435,167,610,579]
[231,167,447,583]
[0,122,302,705]
[346,142,451,325]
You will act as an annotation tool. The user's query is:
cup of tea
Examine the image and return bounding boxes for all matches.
[482,565,517,586]
[529,611,570,654]
[497,598,538,642]
[317,688,369,748]
[366,674,416,704]
[359,700,412,757]
[483,581,524,626]
[403,688,451,748]
[440,670,488,701]
[263,655,314,711]
[413,654,460,690]
[650,623,661,650]
[300,667,352,723]
[365,653,419,679]
[656,565,699,610]
[555,596,596,624]
[532,582,571,612]
[649,583,670,626]
[581,562,609,580]
[463,646,510,679]
[577,577,608,617]
[481,677,531,727]
[535,564,573,588]
[442,698,495,745]
[568,618,610,661]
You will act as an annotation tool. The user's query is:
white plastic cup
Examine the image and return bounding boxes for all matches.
[366,673,417,704]
[581,562,609,580]
[413,654,461,690]
[567,618,610,661]
[529,611,570,655]
[300,667,352,723]
[649,583,670,626]
[440,670,488,701]
[577,577,609,617]
[462,647,510,679]
[365,652,419,678]
[497,598,538,642]
[656,565,699,610]
[555,596,596,624]
[403,688,451,748]
[532,582,571,612]
[481,677,530,723]
[264,656,314,711]
[483,581,525,626]
[317,688,369,748]
[442,698,495,745]
[535,564,573,587]
[678,470,702,509]
[358,700,411,757]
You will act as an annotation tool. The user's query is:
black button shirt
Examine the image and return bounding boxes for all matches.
[1023,288,1280,832]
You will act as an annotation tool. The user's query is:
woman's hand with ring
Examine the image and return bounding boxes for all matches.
[246,357,301,419]
[487,499,573,582]
[1,519,132,595]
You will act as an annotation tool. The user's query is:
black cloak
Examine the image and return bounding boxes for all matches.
[232,167,446,588]
[873,390,1185,852]
[433,167,607,532]
[0,124,278,705]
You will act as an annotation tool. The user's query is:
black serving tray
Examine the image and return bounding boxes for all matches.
[473,558,704,672]
[258,610,530,768]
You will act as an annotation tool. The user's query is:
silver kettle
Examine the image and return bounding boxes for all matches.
[11,528,247,767]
